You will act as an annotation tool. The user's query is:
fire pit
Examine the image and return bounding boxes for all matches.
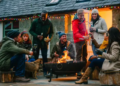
[45,61,86,82]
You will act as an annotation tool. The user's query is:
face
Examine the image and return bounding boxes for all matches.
[77,13,84,20]
[22,34,29,42]
[60,35,67,43]
[92,13,98,20]
[41,13,48,21]
[14,34,21,42]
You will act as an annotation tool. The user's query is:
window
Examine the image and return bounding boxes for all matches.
[46,0,61,6]
[76,0,91,3]
[3,21,19,36]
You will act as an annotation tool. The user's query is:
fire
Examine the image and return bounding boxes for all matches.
[57,50,71,63]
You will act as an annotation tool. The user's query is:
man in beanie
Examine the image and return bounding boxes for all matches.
[72,9,89,62]
[51,32,75,60]
[0,30,33,82]
[29,10,54,76]
[45,32,75,78]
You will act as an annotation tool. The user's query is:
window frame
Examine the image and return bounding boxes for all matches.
[76,0,91,3]
[3,21,19,37]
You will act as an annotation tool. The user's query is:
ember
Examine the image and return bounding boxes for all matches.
[57,50,73,63]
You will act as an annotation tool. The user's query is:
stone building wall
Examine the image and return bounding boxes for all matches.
[112,9,120,29]
[19,20,32,40]
[50,18,65,53]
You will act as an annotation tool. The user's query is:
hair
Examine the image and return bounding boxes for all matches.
[91,14,100,21]
[107,27,120,52]
[20,33,32,44]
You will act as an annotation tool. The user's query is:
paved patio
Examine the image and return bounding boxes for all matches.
[0,72,101,86]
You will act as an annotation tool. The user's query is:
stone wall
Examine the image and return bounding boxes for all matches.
[50,18,65,53]
[112,9,120,29]
[19,20,32,40]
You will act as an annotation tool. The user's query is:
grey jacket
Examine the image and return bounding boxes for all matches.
[100,42,120,72]
[91,17,107,44]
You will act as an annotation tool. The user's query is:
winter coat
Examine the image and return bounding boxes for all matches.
[91,17,107,44]
[72,14,88,43]
[51,41,75,59]
[0,37,30,71]
[100,42,120,72]
[29,18,54,48]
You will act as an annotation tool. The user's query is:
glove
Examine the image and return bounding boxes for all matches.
[96,49,103,55]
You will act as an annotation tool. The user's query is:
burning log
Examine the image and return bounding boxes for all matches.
[57,50,73,63]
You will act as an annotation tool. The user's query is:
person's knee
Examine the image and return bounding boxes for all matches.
[16,54,25,59]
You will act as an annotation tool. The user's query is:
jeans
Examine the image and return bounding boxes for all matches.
[10,54,25,77]
[34,45,48,75]
[89,57,105,70]
[92,43,98,55]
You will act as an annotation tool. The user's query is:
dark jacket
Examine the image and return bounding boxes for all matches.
[51,41,75,59]
[18,42,32,50]
[29,18,54,48]
[0,37,30,71]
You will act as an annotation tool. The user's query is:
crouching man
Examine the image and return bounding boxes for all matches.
[46,32,75,77]
[0,30,33,82]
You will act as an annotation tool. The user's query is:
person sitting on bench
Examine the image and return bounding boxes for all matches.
[75,30,109,84]
[0,30,33,82]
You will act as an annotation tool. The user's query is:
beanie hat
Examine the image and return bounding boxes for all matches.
[57,32,66,38]
[77,9,84,14]
[7,30,20,38]
[21,31,28,37]
[92,9,99,14]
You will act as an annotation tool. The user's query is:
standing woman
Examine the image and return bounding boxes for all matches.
[90,9,107,55]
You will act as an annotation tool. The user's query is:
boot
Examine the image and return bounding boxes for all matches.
[15,76,30,82]
[75,67,92,84]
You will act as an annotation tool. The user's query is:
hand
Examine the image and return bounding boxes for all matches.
[83,36,89,40]
[29,51,33,55]
[90,56,97,60]
[25,55,29,62]
[37,35,43,40]
[89,33,94,39]
[91,27,96,31]
[44,38,51,42]
[96,49,103,55]
[54,52,59,57]
[66,50,69,55]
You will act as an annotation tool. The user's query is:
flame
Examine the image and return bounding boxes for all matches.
[57,50,71,63]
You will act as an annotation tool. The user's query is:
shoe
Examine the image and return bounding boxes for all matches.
[77,75,82,79]
[75,67,92,84]
[15,76,30,82]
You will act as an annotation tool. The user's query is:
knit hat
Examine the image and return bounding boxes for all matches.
[77,9,84,14]
[7,30,20,38]
[57,32,66,38]
[21,31,28,37]
[92,9,99,14]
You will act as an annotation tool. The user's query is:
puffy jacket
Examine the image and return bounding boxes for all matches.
[72,14,88,43]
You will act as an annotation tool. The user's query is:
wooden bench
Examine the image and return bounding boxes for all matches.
[99,72,120,85]
[0,71,15,83]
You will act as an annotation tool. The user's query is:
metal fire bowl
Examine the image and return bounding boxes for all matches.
[45,61,86,75]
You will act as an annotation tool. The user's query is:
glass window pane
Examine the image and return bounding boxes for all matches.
[13,21,19,29]
[4,21,11,29]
